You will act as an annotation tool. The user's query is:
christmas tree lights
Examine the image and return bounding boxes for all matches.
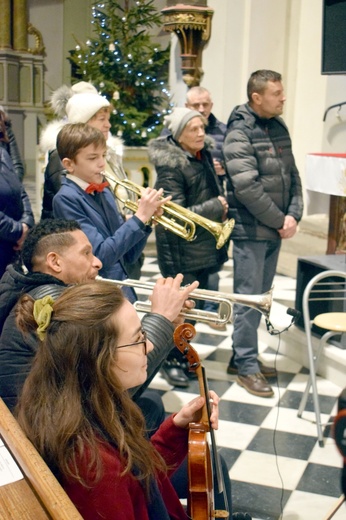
[69,0,173,146]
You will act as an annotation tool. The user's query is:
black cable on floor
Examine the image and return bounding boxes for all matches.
[272,334,285,520]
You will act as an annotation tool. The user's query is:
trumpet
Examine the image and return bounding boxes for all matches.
[97,277,273,325]
[102,172,235,250]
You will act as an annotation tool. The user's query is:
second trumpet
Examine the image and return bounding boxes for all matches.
[104,175,234,249]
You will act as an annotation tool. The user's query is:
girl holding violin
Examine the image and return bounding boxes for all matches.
[15,280,220,520]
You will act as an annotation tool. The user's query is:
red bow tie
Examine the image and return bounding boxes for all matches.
[85,181,109,194]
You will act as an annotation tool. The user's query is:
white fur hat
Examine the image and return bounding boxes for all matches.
[164,107,203,140]
[71,81,98,95]
[66,93,110,124]
[50,82,99,118]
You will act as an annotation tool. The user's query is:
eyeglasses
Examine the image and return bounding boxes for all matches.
[115,330,147,355]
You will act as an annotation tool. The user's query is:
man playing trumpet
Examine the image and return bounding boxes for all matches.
[53,123,169,303]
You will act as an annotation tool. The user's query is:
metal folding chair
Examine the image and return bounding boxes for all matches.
[297,270,346,447]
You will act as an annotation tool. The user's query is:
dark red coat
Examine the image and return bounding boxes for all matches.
[63,415,189,520]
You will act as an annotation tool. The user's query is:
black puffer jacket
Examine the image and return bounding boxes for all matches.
[0,264,175,410]
[223,103,303,240]
[0,265,66,410]
[0,264,66,335]
[41,149,65,220]
[206,113,227,165]
[0,147,34,277]
[148,135,228,276]
[5,123,25,181]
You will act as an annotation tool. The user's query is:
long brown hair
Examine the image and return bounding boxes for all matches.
[15,281,165,493]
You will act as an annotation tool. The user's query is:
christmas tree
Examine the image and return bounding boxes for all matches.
[69,0,172,146]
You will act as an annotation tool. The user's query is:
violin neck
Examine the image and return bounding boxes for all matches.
[197,366,210,426]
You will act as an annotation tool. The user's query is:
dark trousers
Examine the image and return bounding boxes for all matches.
[166,268,213,363]
[231,240,281,375]
[170,453,232,515]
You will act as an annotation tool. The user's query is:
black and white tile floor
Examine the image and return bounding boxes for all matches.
[138,255,345,520]
[24,178,344,519]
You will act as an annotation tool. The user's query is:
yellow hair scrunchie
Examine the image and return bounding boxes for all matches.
[33,295,55,341]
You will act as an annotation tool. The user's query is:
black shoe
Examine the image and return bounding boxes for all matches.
[232,513,252,520]
[182,361,198,380]
[160,360,189,388]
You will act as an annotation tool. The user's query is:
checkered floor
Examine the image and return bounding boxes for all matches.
[24,177,344,519]
[137,255,345,520]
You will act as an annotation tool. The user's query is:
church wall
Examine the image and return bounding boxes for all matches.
[26,0,346,218]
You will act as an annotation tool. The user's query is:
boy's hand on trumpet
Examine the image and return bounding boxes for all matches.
[149,274,199,324]
[135,187,171,225]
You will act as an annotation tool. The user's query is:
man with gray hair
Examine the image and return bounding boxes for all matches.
[223,70,303,397]
[185,86,227,178]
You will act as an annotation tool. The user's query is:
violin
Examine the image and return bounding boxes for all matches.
[173,323,229,520]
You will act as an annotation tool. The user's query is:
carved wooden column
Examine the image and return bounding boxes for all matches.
[0,0,45,185]
[13,0,28,51]
[0,0,11,49]
[161,1,213,87]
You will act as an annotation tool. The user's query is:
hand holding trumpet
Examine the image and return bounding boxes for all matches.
[149,274,199,325]
[218,195,229,222]
[133,187,171,225]
[102,174,234,248]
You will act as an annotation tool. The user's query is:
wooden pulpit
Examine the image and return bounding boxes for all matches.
[306,153,346,254]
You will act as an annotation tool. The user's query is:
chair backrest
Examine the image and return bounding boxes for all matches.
[0,398,82,520]
[302,270,346,336]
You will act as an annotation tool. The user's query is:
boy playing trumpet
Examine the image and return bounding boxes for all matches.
[53,123,169,301]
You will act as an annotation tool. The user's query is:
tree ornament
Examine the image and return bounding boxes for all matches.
[69,0,171,146]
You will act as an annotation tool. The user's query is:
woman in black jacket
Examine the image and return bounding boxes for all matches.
[148,107,230,387]
[0,133,34,277]
[0,108,25,181]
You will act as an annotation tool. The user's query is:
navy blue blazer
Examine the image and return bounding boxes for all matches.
[53,178,151,301]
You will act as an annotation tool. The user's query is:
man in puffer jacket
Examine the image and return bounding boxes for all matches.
[148,107,230,387]
[223,70,303,398]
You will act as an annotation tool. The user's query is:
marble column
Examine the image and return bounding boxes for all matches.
[13,0,28,51]
[0,0,11,49]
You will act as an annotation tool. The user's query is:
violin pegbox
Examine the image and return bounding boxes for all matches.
[173,323,201,373]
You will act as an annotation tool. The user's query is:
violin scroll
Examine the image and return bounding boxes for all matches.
[173,323,200,372]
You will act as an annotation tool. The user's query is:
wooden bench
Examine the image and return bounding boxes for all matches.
[0,398,82,519]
